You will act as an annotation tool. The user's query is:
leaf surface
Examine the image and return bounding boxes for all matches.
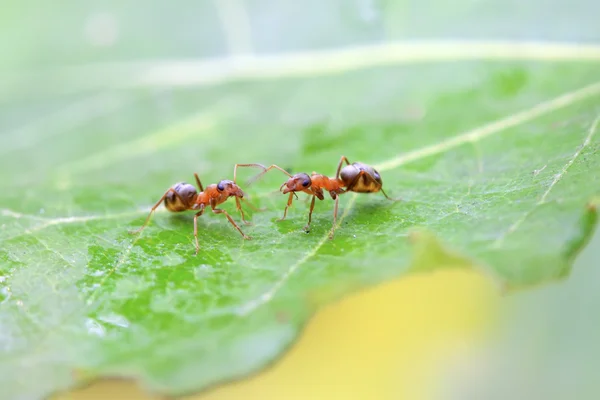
[1,1,600,399]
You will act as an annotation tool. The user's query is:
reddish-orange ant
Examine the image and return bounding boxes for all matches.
[239,156,400,239]
[130,165,263,254]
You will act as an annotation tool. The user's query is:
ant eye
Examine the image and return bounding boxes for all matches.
[217,182,225,191]
[302,179,310,187]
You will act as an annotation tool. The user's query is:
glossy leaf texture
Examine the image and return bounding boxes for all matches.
[1,0,600,399]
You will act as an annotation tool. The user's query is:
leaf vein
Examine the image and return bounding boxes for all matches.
[375,81,600,172]
[237,193,359,315]
[0,189,278,241]
[493,113,600,246]
[53,109,219,181]
[0,93,135,154]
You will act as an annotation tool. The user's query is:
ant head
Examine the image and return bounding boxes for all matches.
[281,173,311,194]
[217,179,245,197]
[340,162,382,192]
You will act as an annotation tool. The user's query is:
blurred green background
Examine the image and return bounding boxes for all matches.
[3,0,598,68]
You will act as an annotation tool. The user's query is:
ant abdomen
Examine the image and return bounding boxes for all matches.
[340,162,382,193]
[164,182,198,212]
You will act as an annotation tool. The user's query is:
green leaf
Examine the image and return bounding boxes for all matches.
[1,1,600,399]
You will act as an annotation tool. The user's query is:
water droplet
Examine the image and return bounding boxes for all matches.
[157,254,185,267]
[0,276,6,283]
[85,318,106,337]
[194,264,214,279]
[98,313,130,328]
[150,294,173,313]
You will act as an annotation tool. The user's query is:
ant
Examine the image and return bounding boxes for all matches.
[130,166,263,254]
[238,156,400,239]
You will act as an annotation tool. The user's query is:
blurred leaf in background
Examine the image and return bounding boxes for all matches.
[435,202,600,400]
[1,0,599,399]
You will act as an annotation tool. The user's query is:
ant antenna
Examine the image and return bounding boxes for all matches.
[235,163,293,187]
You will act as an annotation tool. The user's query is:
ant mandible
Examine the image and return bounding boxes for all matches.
[130,166,262,254]
[238,156,400,239]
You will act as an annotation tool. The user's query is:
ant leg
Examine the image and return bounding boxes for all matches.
[234,163,268,185]
[348,171,402,202]
[380,187,402,202]
[193,205,205,255]
[328,195,340,240]
[241,197,267,212]
[129,188,183,234]
[233,163,265,185]
[194,173,204,192]
[211,205,251,240]
[303,195,316,233]
[278,192,295,221]
[335,155,352,180]
[235,197,252,225]
[232,164,269,211]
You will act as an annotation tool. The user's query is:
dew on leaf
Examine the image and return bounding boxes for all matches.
[157,254,186,267]
[85,318,106,337]
[97,313,130,328]
[194,264,214,280]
